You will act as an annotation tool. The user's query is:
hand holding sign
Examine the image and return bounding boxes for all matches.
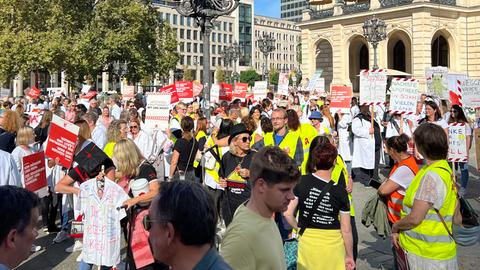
[45,115,79,168]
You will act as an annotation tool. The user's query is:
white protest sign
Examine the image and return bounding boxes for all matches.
[47,88,63,98]
[389,78,419,115]
[426,66,448,99]
[145,93,171,131]
[448,123,468,162]
[0,88,10,98]
[307,73,325,94]
[278,73,289,96]
[462,79,480,108]
[359,69,387,105]
[253,81,268,101]
[210,84,220,104]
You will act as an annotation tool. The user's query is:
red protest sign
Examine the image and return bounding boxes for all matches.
[23,151,47,197]
[27,86,41,99]
[159,84,179,104]
[45,115,80,168]
[83,91,98,101]
[330,85,353,113]
[175,81,194,102]
[233,83,248,100]
[193,80,203,97]
[220,83,233,102]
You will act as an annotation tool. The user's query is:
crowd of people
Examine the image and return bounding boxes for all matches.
[0,87,474,270]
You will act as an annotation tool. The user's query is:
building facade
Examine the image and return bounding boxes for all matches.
[281,0,308,22]
[299,0,480,93]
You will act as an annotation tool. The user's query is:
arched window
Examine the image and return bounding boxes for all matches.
[432,35,449,67]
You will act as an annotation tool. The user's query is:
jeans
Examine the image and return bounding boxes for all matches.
[345,161,352,175]
[455,162,469,189]
[78,260,111,270]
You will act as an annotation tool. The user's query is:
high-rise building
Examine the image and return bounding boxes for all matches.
[281,0,307,22]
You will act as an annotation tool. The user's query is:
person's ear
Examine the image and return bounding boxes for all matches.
[5,229,18,249]
[256,178,268,193]
[166,222,176,246]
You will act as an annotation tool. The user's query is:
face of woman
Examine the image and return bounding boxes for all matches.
[129,113,138,121]
[235,134,251,152]
[186,105,193,114]
[102,107,109,117]
[119,123,128,138]
[425,105,435,118]
[252,109,261,120]
[130,122,140,135]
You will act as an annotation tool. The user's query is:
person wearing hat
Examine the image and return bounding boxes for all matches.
[218,123,256,226]
[309,111,330,136]
[302,96,320,120]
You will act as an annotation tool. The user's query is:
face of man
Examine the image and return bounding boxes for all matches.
[176,105,186,118]
[261,181,296,213]
[271,111,287,132]
[10,207,39,267]
[90,100,98,108]
[148,198,173,263]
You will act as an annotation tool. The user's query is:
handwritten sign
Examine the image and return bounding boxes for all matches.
[359,69,387,105]
[23,151,47,198]
[389,78,419,114]
[145,93,171,131]
[159,84,179,104]
[233,83,248,100]
[462,79,480,108]
[45,115,79,168]
[210,84,220,104]
[448,123,468,162]
[426,66,448,99]
[330,85,352,113]
[175,81,193,103]
[278,73,289,96]
[253,81,268,101]
[28,108,42,129]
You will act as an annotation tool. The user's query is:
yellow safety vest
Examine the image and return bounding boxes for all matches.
[399,160,457,260]
[193,130,207,168]
[263,129,299,160]
[169,115,182,143]
[331,155,355,216]
[293,123,318,175]
[204,136,223,184]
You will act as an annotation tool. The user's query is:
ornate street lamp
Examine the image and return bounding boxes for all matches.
[220,42,241,84]
[220,47,232,81]
[362,16,387,69]
[109,60,128,92]
[258,33,276,81]
[176,0,240,114]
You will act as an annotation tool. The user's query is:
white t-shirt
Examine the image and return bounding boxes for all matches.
[389,165,415,195]
[414,170,447,210]
[434,118,449,129]
[0,150,22,187]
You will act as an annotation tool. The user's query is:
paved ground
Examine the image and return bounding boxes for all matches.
[17,158,480,270]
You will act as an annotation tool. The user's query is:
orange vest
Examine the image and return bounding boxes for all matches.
[387,156,419,224]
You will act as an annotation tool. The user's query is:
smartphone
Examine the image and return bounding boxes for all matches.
[368,179,382,189]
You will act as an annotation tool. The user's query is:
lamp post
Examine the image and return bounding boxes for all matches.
[220,42,241,84]
[220,48,232,81]
[193,56,200,81]
[176,0,240,116]
[110,60,128,92]
[362,16,387,69]
[258,33,276,82]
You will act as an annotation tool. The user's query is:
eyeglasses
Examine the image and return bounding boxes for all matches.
[240,136,251,143]
[450,110,457,113]
[130,125,139,129]
[325,103,330,106]
[271,117,286,121]
[142,214,168,231]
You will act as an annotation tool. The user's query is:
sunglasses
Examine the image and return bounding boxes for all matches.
[450,110,457,113]
[130,125,139,129]
[325,103,330,106]
[143,214,168,231]
[240,136,251,143]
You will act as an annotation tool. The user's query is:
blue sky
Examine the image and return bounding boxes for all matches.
[255,0,281,18]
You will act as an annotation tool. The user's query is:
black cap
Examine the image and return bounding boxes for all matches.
[228,123,252,145]
[74,142,109,176]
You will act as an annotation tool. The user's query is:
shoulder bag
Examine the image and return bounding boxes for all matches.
[284,180,334,270]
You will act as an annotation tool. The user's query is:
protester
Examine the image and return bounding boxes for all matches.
[286,109,318,175]
[169,116,198,181]
[309,111,330,135]
[0,110,21,153]
[335,110,353,173]
[11,126,37,186]
[129,118,153,159]
[0,186,40,270]
[0,149,22,186]
[220,146,300,270]
[34,110,53,145]
[109,96,122,120]
[193,117,208,181]
[99,106,113,128]
[103,120,128,158]
[419,100,449,135]
[148,181,231,270]
[392,123,460,270]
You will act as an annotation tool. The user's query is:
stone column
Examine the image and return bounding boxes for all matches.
[13,74,23,97]
[169,69,174,85]
[50,71,58,87]
[370,0,381,10]
[331,24,344,86]
[411,12,432,92]
[102,72,109,92]
[30,71,36,88]
[61,71,68,96]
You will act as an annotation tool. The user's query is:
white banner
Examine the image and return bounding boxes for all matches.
[426,66,448,99]
[389,78,419,114]
[307,73,325,94]
[145,93,171,131]
[359,69,387,105]
[253,81,268,101]
[0,88,10,98]
[448,124,468,162]
[461,79,480,108]
[278,73,289,96]
[210,84,220,104]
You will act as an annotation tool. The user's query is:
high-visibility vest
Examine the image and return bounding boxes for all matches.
[399,160,457,260]
[193,130,207,168]
[293,123,318,175]
[169,115,182,143]
[204,136,223,185]
[331,155,355,216]
[386,156,418,224]
[263,129,300,160]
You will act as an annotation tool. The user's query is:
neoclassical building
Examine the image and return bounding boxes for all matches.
[298,0,480,92]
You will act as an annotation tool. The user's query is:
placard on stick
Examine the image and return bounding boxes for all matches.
[448,123,468,162]
[462,79,480,108]
[23,151,48,198]
[426,66,448,99]
[253,81,268,101]
[359,69,387,105]
[45,115,79,168]
[330,85,352,113]
[145,93,171,131]
[389,78,419,115]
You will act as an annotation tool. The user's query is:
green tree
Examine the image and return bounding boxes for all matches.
[240,69,261,87]
[215,66,225,83]
[268,67,279,86]
[182,65,193,81]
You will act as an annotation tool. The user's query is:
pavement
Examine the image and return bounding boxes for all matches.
[17,158,480,270]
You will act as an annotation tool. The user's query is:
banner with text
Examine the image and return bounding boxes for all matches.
[23,151,48,198]
[45,115,79,168]
[278,73,289,96]
[253,81,268,101]
[426,66,448,99]
[233,83,248,100]
[448,123,468,162]
[462,79,480,108]
[159,84,179,104]
[210,84,220,104]
[193,80,203,97]
[389,78,419,115]
[145,93,171,131]
[175,81,194,103]
[307,72,325,94]
[359,69,387,105]
[330,85,352,113]
[220,83,233,102]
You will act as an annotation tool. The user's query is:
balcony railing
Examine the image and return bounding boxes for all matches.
[342,2,370,15]
[310,8,335,19]
[380,0,413,8]
[430,0,456,6]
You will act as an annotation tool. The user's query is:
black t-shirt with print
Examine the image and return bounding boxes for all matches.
[293,174,350,230]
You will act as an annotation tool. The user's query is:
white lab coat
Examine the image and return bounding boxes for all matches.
[130,130,153,159]
[337,113,352,161]
[351,116,375,169]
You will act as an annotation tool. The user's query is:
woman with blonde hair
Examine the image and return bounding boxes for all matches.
[11,126,37,185]
[0,109,21,153]
[113,138,163,269]
[103,120,128,158]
